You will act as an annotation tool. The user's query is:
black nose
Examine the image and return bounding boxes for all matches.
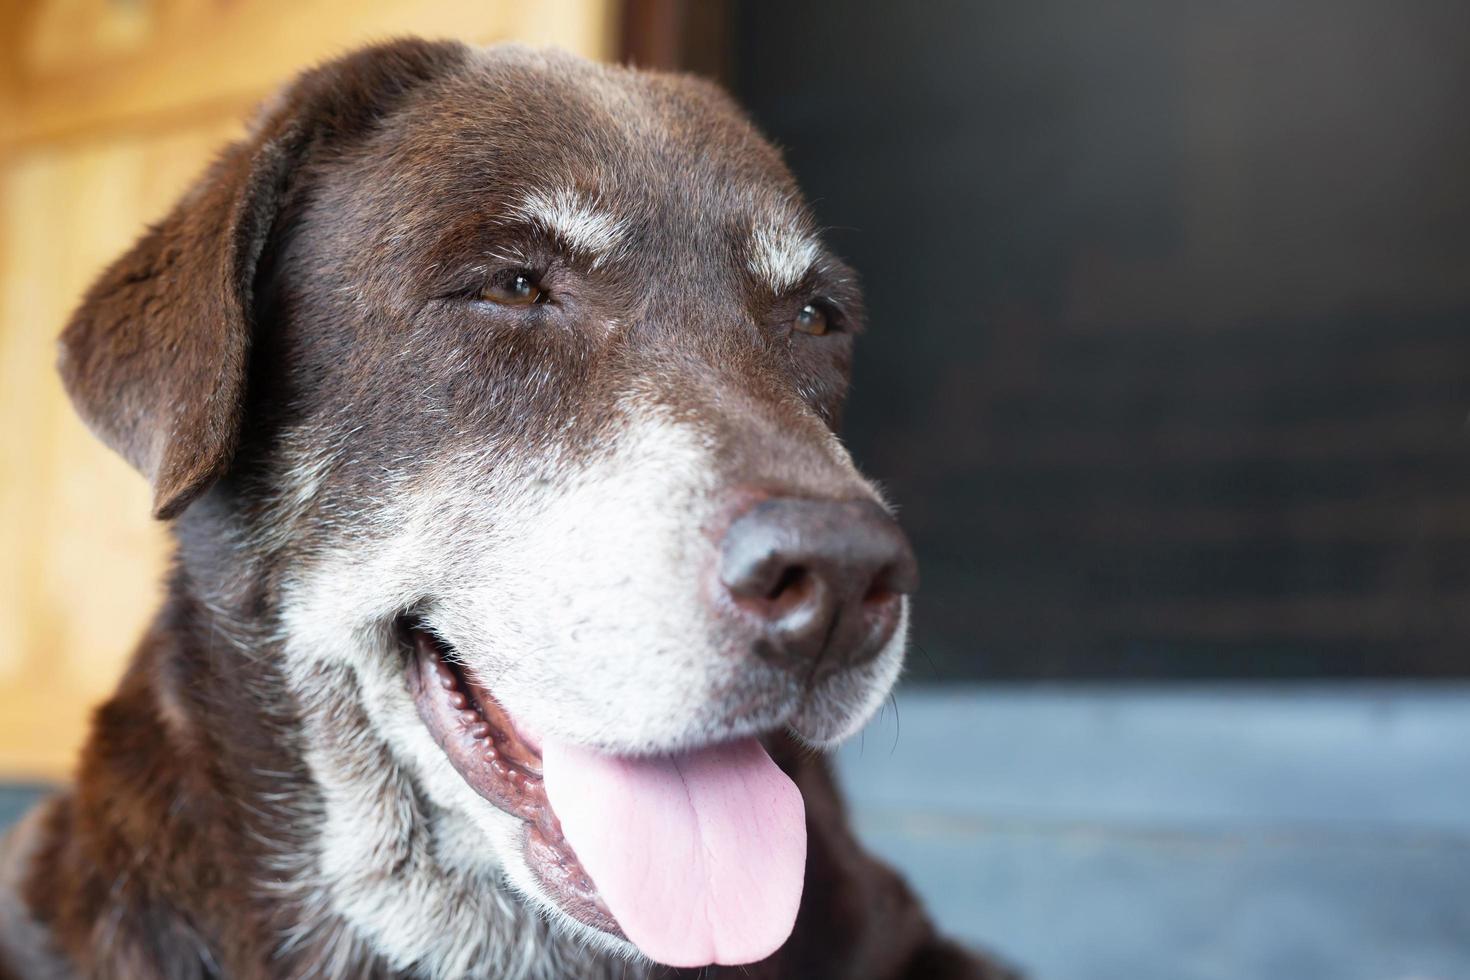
[718,498,918,671]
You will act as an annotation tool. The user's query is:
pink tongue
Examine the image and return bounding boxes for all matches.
[541,736,806,968]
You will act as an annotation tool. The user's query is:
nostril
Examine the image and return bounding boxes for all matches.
[862,578,897,608]
[767,565,808,602]
[863,561,914,609]
[764,565,821,623]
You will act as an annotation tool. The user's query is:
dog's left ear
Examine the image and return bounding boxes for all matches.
[57,39,469,519]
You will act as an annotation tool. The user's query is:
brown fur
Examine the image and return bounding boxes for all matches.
[3,39,1017,979]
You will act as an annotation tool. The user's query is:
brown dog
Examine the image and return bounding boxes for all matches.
[0,39,1014,979]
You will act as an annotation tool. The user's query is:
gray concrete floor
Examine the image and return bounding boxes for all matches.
[835,684,1470,980]
[3,684,1467,979]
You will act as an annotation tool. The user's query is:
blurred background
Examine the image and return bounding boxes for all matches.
[2,1,1468,978]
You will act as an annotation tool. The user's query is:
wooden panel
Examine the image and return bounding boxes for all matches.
[0,131,197,777]
[0,0,617,779]
[3,0,617,149]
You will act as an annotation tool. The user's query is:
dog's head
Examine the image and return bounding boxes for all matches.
[60,40,914,971]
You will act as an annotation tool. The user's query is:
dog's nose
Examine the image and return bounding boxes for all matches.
[718,498,918,670]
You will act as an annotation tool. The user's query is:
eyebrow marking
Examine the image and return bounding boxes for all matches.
[749,222,821,292]
[511,188,628,265]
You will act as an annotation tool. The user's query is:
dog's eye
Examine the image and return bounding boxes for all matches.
[793,302,832,336]
[480,270,546,306]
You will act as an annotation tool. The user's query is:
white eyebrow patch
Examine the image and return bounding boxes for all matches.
[749,223,821,292]
[512,188,627,265]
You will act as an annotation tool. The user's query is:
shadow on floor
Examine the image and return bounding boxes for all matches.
[835,684,1470,980]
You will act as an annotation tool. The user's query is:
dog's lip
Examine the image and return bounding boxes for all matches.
[430,642,544,777]
[404,627,621,936]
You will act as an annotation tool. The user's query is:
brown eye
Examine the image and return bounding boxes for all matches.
[481,270,545,306]
[793,302,831,336]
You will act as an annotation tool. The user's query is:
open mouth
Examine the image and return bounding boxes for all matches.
[403,627,617,932]
[403,624,808,968]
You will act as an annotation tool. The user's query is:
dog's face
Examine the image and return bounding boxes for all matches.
[61,42,914,972]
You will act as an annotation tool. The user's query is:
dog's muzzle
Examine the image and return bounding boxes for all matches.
[405,491,917,969]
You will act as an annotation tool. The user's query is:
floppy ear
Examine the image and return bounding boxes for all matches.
[57,38,468,520]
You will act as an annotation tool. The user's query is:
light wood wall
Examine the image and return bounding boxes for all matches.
[0,0,618,780]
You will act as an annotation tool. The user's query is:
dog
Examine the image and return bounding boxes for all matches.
[0,39,1014,979]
